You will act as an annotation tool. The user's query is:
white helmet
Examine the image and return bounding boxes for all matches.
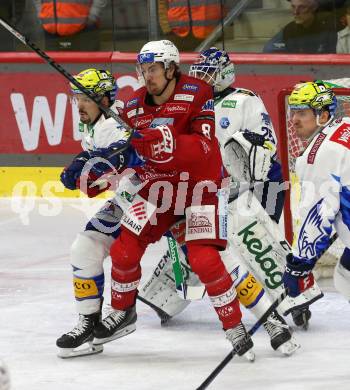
[137,40,180,70]
[189,47,235,93]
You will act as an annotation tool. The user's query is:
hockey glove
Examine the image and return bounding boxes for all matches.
[283,254,315,297]
[227,131,275,182]
[60,151,89,190]
[88,140,144,177]
[131,125,175,163]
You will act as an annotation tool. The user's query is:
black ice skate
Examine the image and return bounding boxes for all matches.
[291,306,312,330]
[263,310,300,355]
[93,305,137,345]
[225,322,255,362]
[56,312,103,358]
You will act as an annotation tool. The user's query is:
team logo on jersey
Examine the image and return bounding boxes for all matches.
[330,123,350,150]
[164,103,189,114]
[297,199,327,259]
[222,100,237,108]
[126,98,139,108]
[182,83,199,92]
[131,114,153,128]
[127,107,144,118]
[121,195,157,235]
[174,94,194,102]
[220,117,230,129]
[128,201,148,220]
[201,99,214,112]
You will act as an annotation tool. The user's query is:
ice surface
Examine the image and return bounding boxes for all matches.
[0,198,349,390]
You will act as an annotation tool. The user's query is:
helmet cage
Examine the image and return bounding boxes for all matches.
[189,47,235,92]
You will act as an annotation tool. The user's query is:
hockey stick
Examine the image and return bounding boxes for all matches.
[167,237,206,300]
[0,17,134,154]
[196,290,288,390]
[196,232,339,389]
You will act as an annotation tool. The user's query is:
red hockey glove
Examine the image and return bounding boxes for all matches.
[131,125,175,163]
[77,170,112,198]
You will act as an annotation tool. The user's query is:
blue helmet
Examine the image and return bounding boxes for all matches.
[189,47,235,92]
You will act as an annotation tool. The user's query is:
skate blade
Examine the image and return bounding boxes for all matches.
[93,324,136,345]
[57,343,103,359]
[277,338,301,356]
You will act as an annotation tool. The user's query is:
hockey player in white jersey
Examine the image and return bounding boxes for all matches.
[56,68,143,358]
[283,81,350,301]
[138,48,315,355]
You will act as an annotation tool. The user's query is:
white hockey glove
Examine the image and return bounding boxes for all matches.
[224,131,275,182]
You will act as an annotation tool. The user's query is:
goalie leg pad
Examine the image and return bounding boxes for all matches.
[221,245,267,310]
[138,250,191,318]
[71,230,114,315]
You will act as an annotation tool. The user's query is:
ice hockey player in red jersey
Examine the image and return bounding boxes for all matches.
[91,40,255,360]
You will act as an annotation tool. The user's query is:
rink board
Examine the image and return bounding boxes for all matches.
[0,167,112,198]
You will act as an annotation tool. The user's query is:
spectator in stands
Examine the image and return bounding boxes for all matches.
[0,1,26,51]
[159,0,229,50]
[37,0,106,51]
[337,0,350,52]
[263,0,337,53]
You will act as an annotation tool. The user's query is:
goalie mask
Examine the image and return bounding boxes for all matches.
[288,81,337,127]
[70,68,117,105]
[189,47,235,93]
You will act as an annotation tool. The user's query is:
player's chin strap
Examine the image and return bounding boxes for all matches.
[316,112,334,128]
[154,72,176,97]
[304,111,334,146]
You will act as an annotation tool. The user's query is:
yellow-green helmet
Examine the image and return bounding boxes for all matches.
[70,68,117,104]
[288,81,337,116]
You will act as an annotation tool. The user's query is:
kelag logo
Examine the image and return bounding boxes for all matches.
[237,221,283,289]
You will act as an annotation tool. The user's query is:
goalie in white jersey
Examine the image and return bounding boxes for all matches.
[283,81,350,301]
